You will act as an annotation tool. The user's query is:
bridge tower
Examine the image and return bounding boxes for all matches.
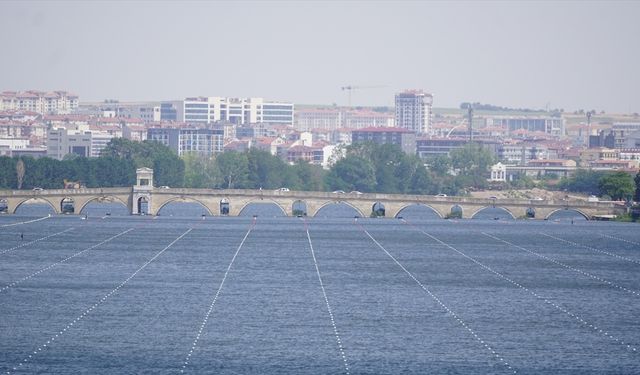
[132,167,153,215]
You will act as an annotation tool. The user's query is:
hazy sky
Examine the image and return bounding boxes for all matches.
[1,1,639,113]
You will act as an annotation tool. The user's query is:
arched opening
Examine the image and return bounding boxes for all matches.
[157,199,211,217]
[0,199,8,213]
[395,204,442,220]
[471,207,515,220]
[526,207,536,219]
[61,197,75,214]
[314,202,363,218]
[80,198,129,217]
[14,198,56,216]
[292,200,307,217]
[546,209,589,222]
[239,202,286,217]
[137,197,149,215]
[449,205,463,219]
[371,202,385,218]
[220,198,230,216]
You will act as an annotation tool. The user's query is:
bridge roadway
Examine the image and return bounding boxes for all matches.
[0,187,626,219]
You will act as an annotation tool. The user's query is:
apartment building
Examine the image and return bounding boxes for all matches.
[1,91,79,115]
[182,97,294,125]
[47,128,92,159]
[395,90,433,134]
[487,116,564,137]
[352,127,416,154]
[147,127,224,156]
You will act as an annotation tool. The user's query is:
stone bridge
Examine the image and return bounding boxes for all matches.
[0,187,626,220]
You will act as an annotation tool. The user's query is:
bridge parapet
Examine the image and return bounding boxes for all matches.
[0,187,625,219]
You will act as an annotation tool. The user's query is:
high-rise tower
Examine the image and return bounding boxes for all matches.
[394,90,433,134]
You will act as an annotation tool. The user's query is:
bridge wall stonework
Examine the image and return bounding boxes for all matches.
[0,188,625,219]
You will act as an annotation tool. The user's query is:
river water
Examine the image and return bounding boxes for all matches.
[1,202,639,374]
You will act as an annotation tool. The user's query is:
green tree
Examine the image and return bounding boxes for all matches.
[427,155,451,177]
[216,151,249,188]
[246,149,288,189]
[182,152,220,188]
[101,138,184,186]
[559,169,605,194]
[598,171,635,201]
[635,171,640,202]
[16,158,25,189]
[0,156,17,188]
[325,156,376,192]
[450,143,494,178]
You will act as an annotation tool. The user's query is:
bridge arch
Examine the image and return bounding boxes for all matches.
[156,197,213,216]
[77,196,129,215]
[237,199,288,216]
[545,208,590,220]
[292,200,307,216]
[311,201,365,218]
[394,204,443,219]
[469,206,516,220]
[13,197,57,214]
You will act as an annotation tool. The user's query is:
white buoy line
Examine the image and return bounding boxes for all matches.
[542,233,640,266]
[402,221,640,356]
[600,233,640,247]
[483,232,640,298]
[180,221,254,374]
[5,228,193,375]
[0,228,134,294]
[305,222,350,375]
[357,223,516,374]
[0,228,74,256]
[0,216,50,227]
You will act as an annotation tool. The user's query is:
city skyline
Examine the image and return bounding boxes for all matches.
[1,1,639,113]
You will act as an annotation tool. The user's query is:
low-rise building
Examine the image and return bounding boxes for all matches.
[147,127,224,156]
[47,128,92,159]
[0,91,79,115]
[352,127,416,154]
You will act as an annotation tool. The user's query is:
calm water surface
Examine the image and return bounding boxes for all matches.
[1,203,639,374]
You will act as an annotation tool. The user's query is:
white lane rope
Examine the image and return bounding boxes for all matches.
[305,224,350,375]
[0,228,134,294]
[358,224,516,374]
[484,232,640,298]
[542,233,640,266]
[405,224,639,356]
[0,228,74,256]
[601,233,640,247]
[180,220,255,373]
[5,228,193,375]
[0,216,50,227]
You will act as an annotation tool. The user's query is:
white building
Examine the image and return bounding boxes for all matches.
[489,162,507,182]
[0,91,79,115]
[90,131,115,158]
[395,90,433,134]
[47,128,92,159]
[183,97,294,125]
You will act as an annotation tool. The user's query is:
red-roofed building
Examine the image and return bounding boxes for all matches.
[0,90,79,114]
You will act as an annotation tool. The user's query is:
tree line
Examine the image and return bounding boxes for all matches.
[1,138,639,203]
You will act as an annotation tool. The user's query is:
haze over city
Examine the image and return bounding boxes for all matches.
[1,0,639,113]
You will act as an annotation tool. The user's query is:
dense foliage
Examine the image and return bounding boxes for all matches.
[0,155,136,189]
[559,169,636,201]
[635,171,640,202]
[181,149,326,191]
[101,138,184,187]
[598,171,635,201]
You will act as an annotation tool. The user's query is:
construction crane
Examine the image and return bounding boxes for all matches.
[341,85,387,107]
